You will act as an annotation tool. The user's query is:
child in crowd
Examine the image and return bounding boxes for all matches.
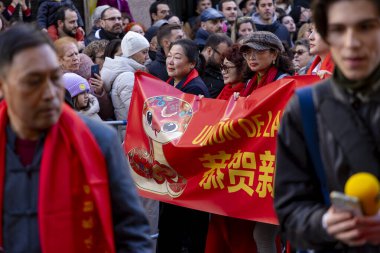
[63,72,101,121]
[37,0,84,30]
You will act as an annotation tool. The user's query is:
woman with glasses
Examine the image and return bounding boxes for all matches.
[205,44,258,253]
[166,39,210,97]
[239,31,293,253]
[293,38,313,75]
[240,31,293,97]
[217,44,247,99]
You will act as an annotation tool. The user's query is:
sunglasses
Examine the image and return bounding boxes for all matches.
[293,50,307,55]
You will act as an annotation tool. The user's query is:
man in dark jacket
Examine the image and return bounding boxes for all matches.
[85,4,110,46]
[0,24,151,253]
[147,23,184,81]
[200,33,232,98]
[195,7,225,51]
[275,0,380,251]
[252,0,292,47]
[86,7,125,44]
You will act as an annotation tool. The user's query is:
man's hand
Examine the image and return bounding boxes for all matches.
[90,73,104,95]
[324,207,366,246]
[355,213,380,245]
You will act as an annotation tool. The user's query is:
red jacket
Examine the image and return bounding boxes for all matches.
[47,25,85,42]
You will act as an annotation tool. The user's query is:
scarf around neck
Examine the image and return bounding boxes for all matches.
[333,63,380,95]
[241,65,278,97]
[0,102,115,252]
[217,82,245,100]
[306,52,335,77]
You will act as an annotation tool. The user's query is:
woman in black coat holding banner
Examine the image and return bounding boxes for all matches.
[156,39,210,253]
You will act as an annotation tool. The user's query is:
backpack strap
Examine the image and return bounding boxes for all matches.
[296,87,330,206]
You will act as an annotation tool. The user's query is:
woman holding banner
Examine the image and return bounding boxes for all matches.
[157,38,210,253]
[239,31,293,253]
[205,43,258,253]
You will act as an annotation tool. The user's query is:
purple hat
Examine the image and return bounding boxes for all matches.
[63,73,90,98]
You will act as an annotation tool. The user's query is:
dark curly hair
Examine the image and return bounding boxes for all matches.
[312,0,380,41]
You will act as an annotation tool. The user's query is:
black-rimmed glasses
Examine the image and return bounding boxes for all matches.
[103,16,122,21]
[220,63,236,73]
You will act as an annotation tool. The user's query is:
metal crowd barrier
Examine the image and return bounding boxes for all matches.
[104,120,128,126]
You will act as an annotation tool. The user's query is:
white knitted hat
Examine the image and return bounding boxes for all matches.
[121,31,149,58]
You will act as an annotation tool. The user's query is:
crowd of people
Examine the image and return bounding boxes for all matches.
[0,0,379,252]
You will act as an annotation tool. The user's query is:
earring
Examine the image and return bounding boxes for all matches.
[272,59,276,65]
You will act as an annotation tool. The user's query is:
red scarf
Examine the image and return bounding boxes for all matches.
[217,82,245,100]
[0,102,115,252]
[166,68,199,89]
[306,52,335,78]
[241,66,278,97]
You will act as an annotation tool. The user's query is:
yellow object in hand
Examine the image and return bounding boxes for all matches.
[345,172,380,216]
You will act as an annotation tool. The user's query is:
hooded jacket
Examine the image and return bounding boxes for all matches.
[78,94,102,121]
[101,56,145,140]
[252,12,292,47]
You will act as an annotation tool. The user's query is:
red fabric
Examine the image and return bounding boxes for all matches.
[205,214,257,253]
[306,52,335,78]
[217,82,245,100]
[0,102,115,252]
[23,7,31,17]
[6,4,15,15]
[166,68,199,88]
[241,66,278,97]
[15,138,38,167]
[47,25,85,42]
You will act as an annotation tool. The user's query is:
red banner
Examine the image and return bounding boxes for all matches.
[124,72,321,224]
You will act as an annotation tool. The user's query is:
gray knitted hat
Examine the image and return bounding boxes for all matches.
[240,31,284,53]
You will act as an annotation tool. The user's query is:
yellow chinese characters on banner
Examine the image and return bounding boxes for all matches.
[199,150,275,198]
